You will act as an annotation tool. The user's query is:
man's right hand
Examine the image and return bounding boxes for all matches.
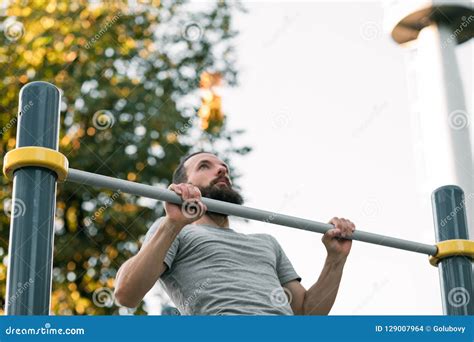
[165,183,208,229]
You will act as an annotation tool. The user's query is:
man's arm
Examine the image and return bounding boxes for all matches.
[284,256,345,315]
[114,217,184,308]
[114,183,208,308]
[284,217,355,315]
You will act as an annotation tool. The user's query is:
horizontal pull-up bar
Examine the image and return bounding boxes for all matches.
[6,82,472,316]
[66,168,438,256]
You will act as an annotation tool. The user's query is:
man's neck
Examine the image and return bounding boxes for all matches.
[194,214,229,229]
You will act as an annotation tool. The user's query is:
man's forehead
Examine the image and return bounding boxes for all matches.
[184,153,224,168]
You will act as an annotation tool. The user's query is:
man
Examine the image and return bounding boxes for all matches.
[114,152,356,315]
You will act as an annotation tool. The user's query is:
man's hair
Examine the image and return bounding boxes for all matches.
[172,151,213,184]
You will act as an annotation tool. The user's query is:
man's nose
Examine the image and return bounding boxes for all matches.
[217,165,227,176]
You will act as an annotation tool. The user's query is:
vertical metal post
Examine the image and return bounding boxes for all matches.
[432,185,474,315]
[416,23,474,232]
[5,82,61,315]
[384,1,474,234]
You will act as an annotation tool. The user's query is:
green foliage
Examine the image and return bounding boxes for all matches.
[0,0,250,315]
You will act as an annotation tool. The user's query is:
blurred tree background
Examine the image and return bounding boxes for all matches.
[0,0,250,315]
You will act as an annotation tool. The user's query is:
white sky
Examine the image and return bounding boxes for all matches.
[220,0,473,315]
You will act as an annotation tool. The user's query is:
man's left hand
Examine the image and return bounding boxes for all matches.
[322,217,356,260]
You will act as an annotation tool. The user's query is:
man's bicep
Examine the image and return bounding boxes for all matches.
[283,280,306,315]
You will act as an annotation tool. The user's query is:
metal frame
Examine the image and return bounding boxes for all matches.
[4,81,473,316]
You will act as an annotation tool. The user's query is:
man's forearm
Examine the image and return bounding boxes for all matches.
[114,217,183,307]
[302,256,346,315]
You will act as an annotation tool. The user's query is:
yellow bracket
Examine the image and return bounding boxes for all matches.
[430,239,474,266]
[3,146,69,182]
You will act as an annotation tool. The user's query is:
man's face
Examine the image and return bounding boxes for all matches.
[184,153,243,205]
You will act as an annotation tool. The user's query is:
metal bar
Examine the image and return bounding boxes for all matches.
[66,168,437,256]
[432,185,473,315]
[6,82,61,315]
[415,22,473,232]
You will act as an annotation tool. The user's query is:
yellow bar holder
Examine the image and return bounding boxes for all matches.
[3,146,69,182]
[430,239,474,266]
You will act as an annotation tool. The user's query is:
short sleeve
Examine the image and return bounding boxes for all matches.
[143,217,180,272]
[267,235,301,285]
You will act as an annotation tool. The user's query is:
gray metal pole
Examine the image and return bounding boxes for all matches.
[432,185,473,315]
[66,168,437,256]
[5,82,61,315]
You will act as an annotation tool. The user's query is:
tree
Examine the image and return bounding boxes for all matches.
[0,0,250,315]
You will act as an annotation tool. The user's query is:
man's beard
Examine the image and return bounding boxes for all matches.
[198,182,243,219]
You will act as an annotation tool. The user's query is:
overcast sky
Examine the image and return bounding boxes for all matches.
[146,0,473,315]
[221,0,473,315]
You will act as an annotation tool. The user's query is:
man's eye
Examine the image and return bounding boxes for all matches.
[199,164,208,169]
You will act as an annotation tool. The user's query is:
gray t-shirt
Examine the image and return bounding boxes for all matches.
[143,217,301,315]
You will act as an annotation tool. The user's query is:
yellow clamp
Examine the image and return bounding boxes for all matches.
[430,239,474,266]
[3,146,69,182]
